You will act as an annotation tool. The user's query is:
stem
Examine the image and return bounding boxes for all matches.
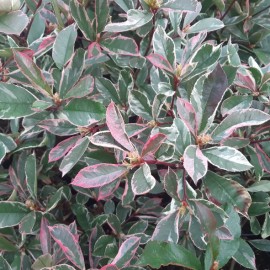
[252,4,270,18]
[250,137,270,144]
[220,0,238,20]
[51,0,65,30]
[169,76,180,117]
[144,12,156,56]
[182,169,188,202]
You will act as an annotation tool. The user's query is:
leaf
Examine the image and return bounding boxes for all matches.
[61,98,106,127]
[0,11,29,35]
[247,180,270,192]
[112,237,140,268]
[203,146,253,172]
[190,64,228,133]
[48,224,85,269]
[114,0,134,12]
[95,0,109,34]
[49,136,80,162]
[25,153,37,199]
[64,75,94,99]
[249,239,270,252]
[176,98,198,136]
[0,142,5,163]
[204,171,252,217]
[59,137,89,176]
[0,235,18,252]
[254,143,270,173]
[0,83,36,119]
[187,18,224,34]
[152,210,180,243]
[131,163,156,195]
[40,217,52,255]
[128,90,152,121]
[183,145,208,184]
[101,36,139,56]
[101,265,119,270]
[211,109,270,142]
[153,26,175,67]
[0,133,17,152]
[38,119,78,136]
[106,102,134,152]
[40,265,76,270]
[72,164,127,188]
[233,239,256,269]
[0,256,12,270]
[104,10,153,32]
[137,241,202,270]
[52,24,77,69]
[161,0,199,12]
[141,133,166,158]
[13,50,52,96]
[164,168,180,201]
[147,54,174,73]
[70,0,95,41]
[0,202,30,228]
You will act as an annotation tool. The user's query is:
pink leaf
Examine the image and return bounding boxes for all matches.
[100,265,119,270]
[40,217,52,255]
[49,136,80,162]
[255,143,270,173]
[147,53,174,73]
[141,133,166,158]
[72,164,128,188]
[106,101,134,152]
[176,98,198,136]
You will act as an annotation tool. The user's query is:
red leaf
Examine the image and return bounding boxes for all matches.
[141,133,166,158]
[147,53,174,73]
[106,102,134,152]
[72,164,128,188]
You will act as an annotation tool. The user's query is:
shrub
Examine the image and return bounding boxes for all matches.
[0,0,270,269]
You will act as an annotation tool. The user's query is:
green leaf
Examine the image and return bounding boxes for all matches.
[190,64,228,133]
[249,239,270,252]
[183,145,208,184]
[40,265,76,270]
[0,83,36,119]
[153,26,175,67]
[95,0,109,34]
[161,0,199,12]
[0,235,18,252]
[0,11,29,35]
[25,153,37,200]
[60,137,89,176]
[61,98,106,127]
[48,224,85,269]
[247,180,270,192]
[114,0,134,12]
[0,133,17,152]
[233,239,256,269]
[129,90,152,121]
[13,50,52,96]
[32,254,53,270]
[0,202,31,228]
[70,0,95,41]
[137,241,202,270]
[164,168,180,201]
[262,213,270,239]
[0,142,5,163]
[72,164,128,188]
[104,10,153,32]
[204,171,251,217]
[0,256,12,270]
[174,118,191,156]
[211,109,270,142]
[203,146,253,172]
[131,164,156,195]
[187,18,224,34]
[152,210,180,243]
[39,119,78,136]
[112,237,140,268]
[52,24,77,69]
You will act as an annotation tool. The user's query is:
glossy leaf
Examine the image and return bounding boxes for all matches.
[249,239,270,252]
[161,0,199,12]
[247,180,270,192]
[13,50,52,96]
[106,102,134,152]
[0,83,36,119]
[52,24,77,69]
[104,10,153,32]
[131,163,156,195]
[48,224,85,269]
[112,237,140,268]
[25,153,37,199]
[187,18,224,34]
[137,241,202,270]
[203,146,253,172]
[95,0,109,33]
[61,99,106,127]
[0,11,29,35]
[141,133,166,158]
[147,54,174,74]
[59,137,89,176]
[0,202,30,228]
[183,145,208,184]
[72,164,127,188]
[204,171,252,217]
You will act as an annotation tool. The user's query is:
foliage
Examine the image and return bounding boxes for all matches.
[0,0,270,269]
